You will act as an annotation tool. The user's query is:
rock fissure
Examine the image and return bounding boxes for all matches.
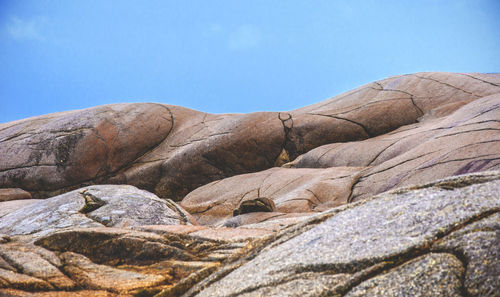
[307,113,372,138]
[457,73,500,88]
[78,190,106,214]
[417,155,500,171]
[361,151,437,179]
[414,74,482,98]
[435,128,500,139]
[275,112,294,167]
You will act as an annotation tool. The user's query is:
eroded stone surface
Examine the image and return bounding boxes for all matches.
[0,72,499,296]
[344,253,464,297]
[296,93,500,202]
[60,252,166,291]
[0,185,190,237]
[432,213,500,297]
[2,73,499,201]
[0,103,173,198]
[192,172,500,297]
[181,166,362,226]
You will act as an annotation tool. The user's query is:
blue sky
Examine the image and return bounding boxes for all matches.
[1,0,499,123]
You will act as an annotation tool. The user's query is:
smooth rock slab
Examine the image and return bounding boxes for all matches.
[181,166,362,226]
[0,188,32,202]
[0,103,173,196]
[2,73,499,201]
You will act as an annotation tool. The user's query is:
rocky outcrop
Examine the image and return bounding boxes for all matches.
[181,166,362,226]
[189,172,500,297]
[1,73,499,201]
[0,185,194,237]
[0,172,497,296]
[0,72,499,296]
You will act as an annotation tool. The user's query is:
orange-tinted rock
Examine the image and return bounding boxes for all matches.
[294,93,500,201]
[0,188,32,202]
[2,73,498,201]
[0,103,173,197]
[0,289,115,297]
[181,166,363,226]
[60,252,166,291]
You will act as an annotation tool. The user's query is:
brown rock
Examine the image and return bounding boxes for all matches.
[180,166,363,226]
[0,243,75,289]
[0,103,173,198]
[0,188,32,202]
[294,92,500,202]
[0,289,115,297]
[2,73,498,201]
[60,252,165,291]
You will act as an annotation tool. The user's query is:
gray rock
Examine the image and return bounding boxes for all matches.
[0,185,190,237]
[432,213,500,297]
[193,172,500,296]
[344,253,464,297]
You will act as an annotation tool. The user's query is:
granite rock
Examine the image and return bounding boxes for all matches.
[1,73,499,201]
[0,72,499,296]
[190,172,500,297]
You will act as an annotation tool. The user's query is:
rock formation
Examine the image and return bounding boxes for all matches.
[0,72,499,296]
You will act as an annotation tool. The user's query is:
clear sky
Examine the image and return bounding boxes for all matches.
[1,0,499,123]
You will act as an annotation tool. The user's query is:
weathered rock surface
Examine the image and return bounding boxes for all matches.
[1,72,499,201]
[0,185,275,296]
[181,166,362,226]
[297,92,500,201]
[190,171,500,297]
[0,72,499,296]
[0,185,193,237]
[0,172,496,296]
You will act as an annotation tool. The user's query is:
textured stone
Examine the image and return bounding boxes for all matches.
[0,72,499,296]
[193,172,500,296]
[296,92,500,202]
[2,73,499,201]
[0,268,53,291]
[181,166,362,226]
[0,243,75,289]
[0,185,190,237]
[432,213,500,297]
[0,103,173,198]
[344,253,464,297]
[60,252,166,291]
[0,289,114,297]
[0,199,41,218]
